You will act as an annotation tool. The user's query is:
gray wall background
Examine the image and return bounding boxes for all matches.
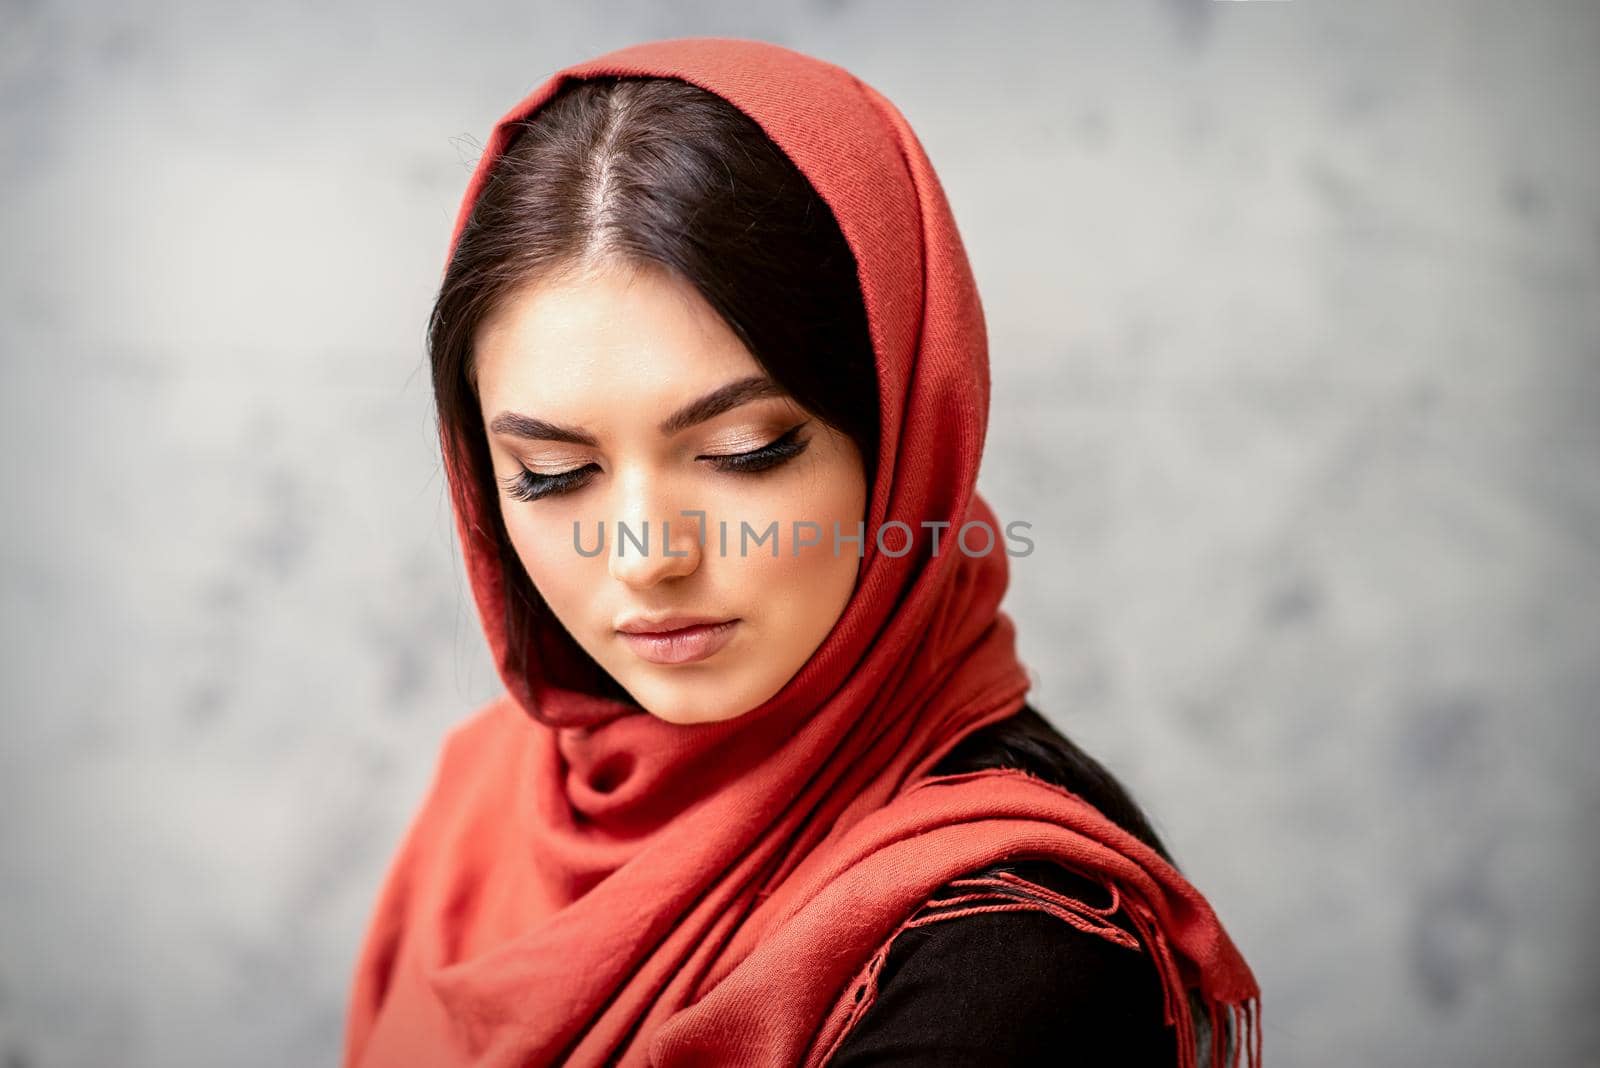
[3,1,1596,1064]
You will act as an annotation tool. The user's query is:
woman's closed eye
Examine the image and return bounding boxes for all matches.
[499,421,813,503]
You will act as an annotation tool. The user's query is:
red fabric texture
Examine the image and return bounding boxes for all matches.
[342,36,1261,1068]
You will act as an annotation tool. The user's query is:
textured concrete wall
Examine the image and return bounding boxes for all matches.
[3,1,1596,1064]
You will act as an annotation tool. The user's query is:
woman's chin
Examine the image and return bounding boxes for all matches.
[622,674,761,726]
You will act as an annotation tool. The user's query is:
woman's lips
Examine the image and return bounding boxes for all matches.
[617,619,740,665]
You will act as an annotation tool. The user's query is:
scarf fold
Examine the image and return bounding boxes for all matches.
[343,35,1261,1068]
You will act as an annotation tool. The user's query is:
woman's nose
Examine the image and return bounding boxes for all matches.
[606,483,702,589]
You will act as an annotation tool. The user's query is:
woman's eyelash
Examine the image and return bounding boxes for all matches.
[500,422,812,503]
[500,464,597,503]
[703,422,811,474]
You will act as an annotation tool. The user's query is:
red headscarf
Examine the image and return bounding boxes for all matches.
[343,36,1261,1068]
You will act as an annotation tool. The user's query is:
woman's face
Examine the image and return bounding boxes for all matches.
[473,259,870,726]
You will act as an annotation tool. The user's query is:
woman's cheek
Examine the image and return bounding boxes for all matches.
[507,506,595,603]
[721,481,847,577]
[713,483,804,565]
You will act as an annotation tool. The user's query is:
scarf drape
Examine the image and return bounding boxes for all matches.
[342,36,1261,1068]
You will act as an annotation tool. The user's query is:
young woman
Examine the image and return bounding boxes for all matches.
[343,38,1260,1068]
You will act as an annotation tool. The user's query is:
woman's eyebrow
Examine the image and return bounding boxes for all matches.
[657,374,786,436]
[488,374,786,445]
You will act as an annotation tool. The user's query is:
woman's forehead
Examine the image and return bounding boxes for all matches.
[474,263,767,401]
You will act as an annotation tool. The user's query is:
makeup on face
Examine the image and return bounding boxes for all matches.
[473,261,868,725]
[615,618,742,665]
[488,383,816,505]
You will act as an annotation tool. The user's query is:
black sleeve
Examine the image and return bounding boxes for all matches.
[826,861,1180,1067]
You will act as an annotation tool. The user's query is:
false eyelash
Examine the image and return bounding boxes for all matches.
[704,422,811,473]
[501,421,812,503]
[500,464,597,503]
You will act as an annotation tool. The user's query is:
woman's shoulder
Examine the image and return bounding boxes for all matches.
[826,703,1178,1065]
[927,700,1086,784]
[827,859,1178,1065]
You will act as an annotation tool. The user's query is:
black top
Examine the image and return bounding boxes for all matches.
[826,705,1180,1066]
